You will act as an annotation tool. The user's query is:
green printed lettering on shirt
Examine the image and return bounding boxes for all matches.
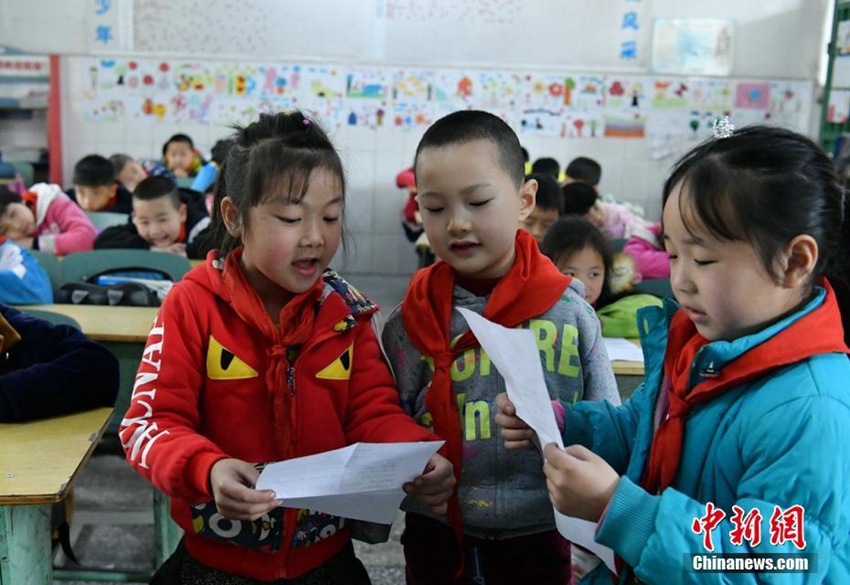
[558,324,580,377]
[464,399,491,440]
[529,319,558,372]
[451,348,476,382]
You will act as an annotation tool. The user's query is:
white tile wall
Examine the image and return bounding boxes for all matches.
[51,57,818,276]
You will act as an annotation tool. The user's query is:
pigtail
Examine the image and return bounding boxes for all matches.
[209,158,239,257]
[828,183,850,347]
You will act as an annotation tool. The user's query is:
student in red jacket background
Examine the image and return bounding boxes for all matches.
[119,111,454,584]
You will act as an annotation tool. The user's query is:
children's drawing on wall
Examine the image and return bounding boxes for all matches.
[606,77,648,110]
[650,78,690,108]
[303,66,345,99]
[572,76,607,110]
[604,114,647,138]
[562,114,605,139]
[432,71,476,104]
[520,74,571,110]
[393,70,433,102]
[477,72,520,110]
[257,65,297,96]
[391,102,432,129]
[75,57,811,141]
[767,82,809,126]
[344,102,387,129]
[688,79,733,111]
[85,98,127,123]
[519,108,563,136]
[652,18,734,76]
[734,82,770,109]
[346,69,390,100]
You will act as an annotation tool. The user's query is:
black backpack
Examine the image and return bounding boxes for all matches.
[56,281,161,307]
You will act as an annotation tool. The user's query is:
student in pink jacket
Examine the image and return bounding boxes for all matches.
[622,222,670,280]
[0,184,96,254]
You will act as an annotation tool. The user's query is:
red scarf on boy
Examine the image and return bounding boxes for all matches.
[401,229,570,574]
[641,280,849,494]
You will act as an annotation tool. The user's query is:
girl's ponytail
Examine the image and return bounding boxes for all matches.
[828,184,850,346]
[208,158,239,257]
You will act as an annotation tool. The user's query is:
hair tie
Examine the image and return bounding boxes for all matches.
[712,116,735,139]
[302,118,311,127]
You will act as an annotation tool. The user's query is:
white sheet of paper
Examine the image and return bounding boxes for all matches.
[281,490,403,524]
[256,441,443,523]
[603,337,644,363]
[457,308,616,573]
[457,308,562,448]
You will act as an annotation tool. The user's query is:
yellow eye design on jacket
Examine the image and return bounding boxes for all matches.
[207,336,259,380]
[316,344,354,380]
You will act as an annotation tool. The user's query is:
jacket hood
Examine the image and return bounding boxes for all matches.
[184,250,379,337]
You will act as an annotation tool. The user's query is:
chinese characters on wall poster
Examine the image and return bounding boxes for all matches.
[76,0,811,148]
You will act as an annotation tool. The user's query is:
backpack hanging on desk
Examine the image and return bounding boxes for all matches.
[57,281,160,307]
[57,268,170,307]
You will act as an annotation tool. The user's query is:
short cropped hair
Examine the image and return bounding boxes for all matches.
[415,110,524,188]
[531,157,560,180]
[562,182,599,215]
[133,176,181,209]
[74,155,115,187]
[529,173,564,213]
[565,157,602,186]
[109,154,134,179]
[0,186,22,216]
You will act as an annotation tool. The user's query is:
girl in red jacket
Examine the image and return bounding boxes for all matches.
[120,111,454,584]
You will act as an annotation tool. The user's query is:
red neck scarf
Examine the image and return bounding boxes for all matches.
[105,182,120,211]
[642,280,849,494]
[223,248,324,456]
[401,230,569,575]
[22,190,38,216]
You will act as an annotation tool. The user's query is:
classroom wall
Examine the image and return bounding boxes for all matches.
[2,0,832,276]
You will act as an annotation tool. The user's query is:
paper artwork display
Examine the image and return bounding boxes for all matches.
[827,89,850,124]
[74,57,811,144]
[652,19,734,76]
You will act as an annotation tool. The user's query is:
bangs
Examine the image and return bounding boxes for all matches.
[675,160,748,243]
[247,139,344,206]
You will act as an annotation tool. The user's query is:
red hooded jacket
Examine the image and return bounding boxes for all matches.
[119,251,433,580]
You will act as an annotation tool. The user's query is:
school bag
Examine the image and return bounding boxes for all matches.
[57,269,172,307]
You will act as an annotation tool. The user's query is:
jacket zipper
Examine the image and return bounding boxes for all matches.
[288,328,343,387]
[280,325,348,576]
[287,364,296,395]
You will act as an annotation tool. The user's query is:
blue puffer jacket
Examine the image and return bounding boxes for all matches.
[0,241,52,304]
[564,286,850,584]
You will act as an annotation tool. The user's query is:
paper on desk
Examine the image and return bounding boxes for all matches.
[457,308,616,573]
[603,337,644,363]
[256,441,443,524]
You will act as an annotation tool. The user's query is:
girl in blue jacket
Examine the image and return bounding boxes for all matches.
[497,124,850,583]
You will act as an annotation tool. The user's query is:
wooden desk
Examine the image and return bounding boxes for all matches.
[610,339,645,401]
[611,359,644,377]
[19,304,158,343]
[10,308,182,580]
[0,407,112,583]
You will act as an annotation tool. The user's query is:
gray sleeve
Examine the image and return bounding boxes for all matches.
[571,287,621,406]
[380,306,404,381]
[380,305,423,416]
